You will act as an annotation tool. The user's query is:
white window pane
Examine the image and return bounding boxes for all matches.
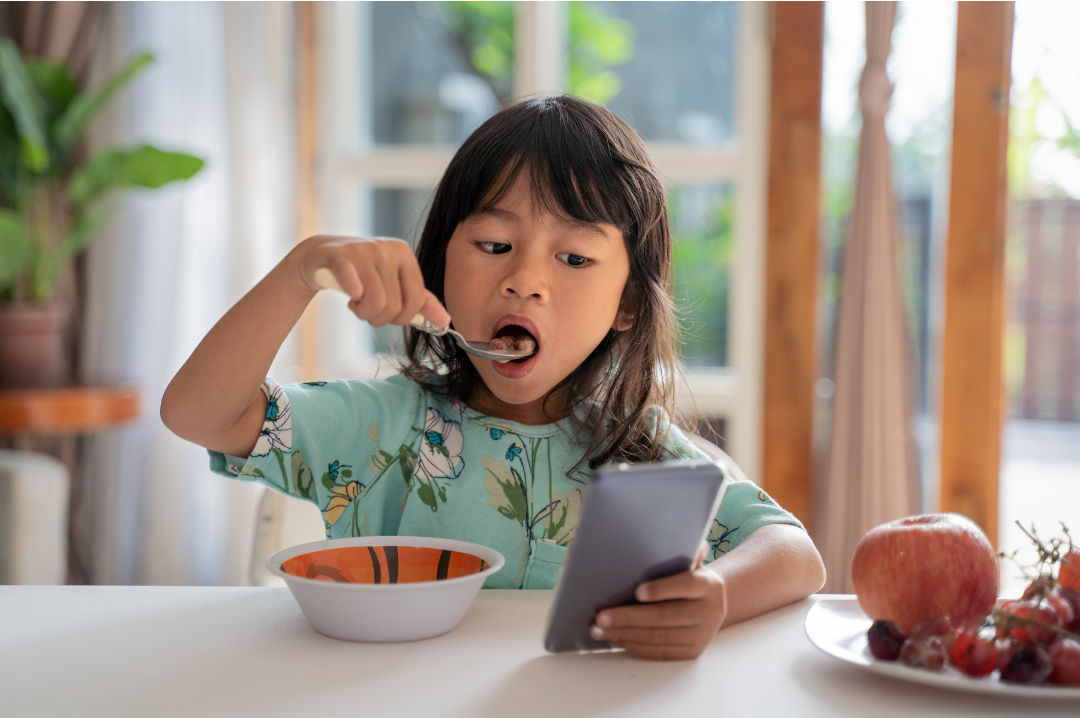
[368,187,434,354]
[574,2,737,144]
[670,184,733,367]
[369,2,506,145]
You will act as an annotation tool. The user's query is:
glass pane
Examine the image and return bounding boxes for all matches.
[670,184,733,368]
[1000,1,1080,592]
[574,2,737,144]
[369,2,507,144]
[370,188,435,355]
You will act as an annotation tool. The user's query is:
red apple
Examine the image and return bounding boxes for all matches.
[850,513,999,634]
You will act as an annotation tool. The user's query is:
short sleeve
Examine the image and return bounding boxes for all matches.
[207,375,424,512]
[705,479,804,562]
[654,417,805,563]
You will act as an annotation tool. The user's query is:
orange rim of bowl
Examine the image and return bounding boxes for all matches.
[279,544,491,585]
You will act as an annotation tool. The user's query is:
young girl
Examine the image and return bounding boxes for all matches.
[161,95,825,660]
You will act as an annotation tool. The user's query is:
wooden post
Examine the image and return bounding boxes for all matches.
[762,2,824,532]
[940,2,1014,547]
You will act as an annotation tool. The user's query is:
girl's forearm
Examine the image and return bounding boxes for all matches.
[710,523,827,627]
[161,245,315,452]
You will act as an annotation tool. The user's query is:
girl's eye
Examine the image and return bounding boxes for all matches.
[477,241,511,255]
[556,253,590,268]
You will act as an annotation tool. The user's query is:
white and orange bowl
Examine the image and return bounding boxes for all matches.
[267,536,505,642]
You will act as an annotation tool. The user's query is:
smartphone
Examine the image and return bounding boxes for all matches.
[542,460,727,653]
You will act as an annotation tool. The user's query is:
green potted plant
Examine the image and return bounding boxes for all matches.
[0,38,204,388]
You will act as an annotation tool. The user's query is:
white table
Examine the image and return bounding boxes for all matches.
[0,587,1074,717]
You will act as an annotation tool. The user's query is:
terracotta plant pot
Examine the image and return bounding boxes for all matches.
[0,302,70,389]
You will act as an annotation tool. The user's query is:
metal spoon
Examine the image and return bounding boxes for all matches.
[313,268,533,362]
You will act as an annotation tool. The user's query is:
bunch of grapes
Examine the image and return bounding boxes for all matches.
[866,522,1080,686]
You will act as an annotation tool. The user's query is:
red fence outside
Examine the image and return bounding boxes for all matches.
[1007,198,1080,422]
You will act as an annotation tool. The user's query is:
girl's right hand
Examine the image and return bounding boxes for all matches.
[297,235,451,328]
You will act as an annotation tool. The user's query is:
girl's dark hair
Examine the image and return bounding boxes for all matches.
[400,95,679,468]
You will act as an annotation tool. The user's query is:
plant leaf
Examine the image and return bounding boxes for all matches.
[27,60,78,120]
[68,144,204,208]
[53,52,154,153]
[0,207,31,288]
[31,204,110,301]
[0,38,49,173]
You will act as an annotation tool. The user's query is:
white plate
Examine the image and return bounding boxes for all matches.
[804,596,1080,699]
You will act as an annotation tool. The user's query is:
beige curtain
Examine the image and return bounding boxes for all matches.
[818,1,918,593]
[80,2,298,585]
[6,2,103,81]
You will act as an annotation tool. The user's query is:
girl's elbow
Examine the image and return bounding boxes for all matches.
[795,529,827,594]
[160,380,197,441]
[159,388,184,438]
[807,547,827,594]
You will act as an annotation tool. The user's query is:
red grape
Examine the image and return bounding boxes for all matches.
[1048,638,1080,686]
[867,619,907,660]
[899,636,947,671]
[999,599,1062,645]
[948,629,1001,677]
[1000,645,1053,685]
[1055,586,1080,631]
[996,637,1019,672]
[1045,592,1075,631]
[910,615,957,649]
[1021,575,1054,601]
[1061,551,1080,591]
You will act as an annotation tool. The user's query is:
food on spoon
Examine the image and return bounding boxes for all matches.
[489,326,536,355]
[850,513,999,634]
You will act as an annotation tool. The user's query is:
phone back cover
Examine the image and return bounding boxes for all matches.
[542,460,726,653]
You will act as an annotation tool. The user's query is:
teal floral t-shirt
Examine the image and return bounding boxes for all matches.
[209,374,803,588]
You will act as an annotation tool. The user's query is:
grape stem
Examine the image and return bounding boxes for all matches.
[991,607,1080,642]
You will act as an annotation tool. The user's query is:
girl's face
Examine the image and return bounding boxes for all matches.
[443,173,633,424]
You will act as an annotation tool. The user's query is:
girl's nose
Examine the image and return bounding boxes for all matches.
[499,257,548,301]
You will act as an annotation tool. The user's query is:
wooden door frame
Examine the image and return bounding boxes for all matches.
[939,2,1014,546]
[761,2,824,533]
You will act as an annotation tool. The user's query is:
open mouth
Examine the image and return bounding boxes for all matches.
[489,325,537,361]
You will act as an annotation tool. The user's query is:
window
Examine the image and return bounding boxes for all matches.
[312,2,769,479]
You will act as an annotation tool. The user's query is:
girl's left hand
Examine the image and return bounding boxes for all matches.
[589,547,728,661]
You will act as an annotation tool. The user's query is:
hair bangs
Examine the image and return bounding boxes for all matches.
[469,154,625,237]
[468,100,651,234]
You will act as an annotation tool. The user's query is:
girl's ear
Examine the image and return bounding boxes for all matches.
[612,297,635,332]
